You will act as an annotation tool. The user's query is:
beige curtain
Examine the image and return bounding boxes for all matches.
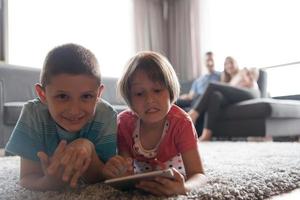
[133,0,168,55]
[133,0,201,81]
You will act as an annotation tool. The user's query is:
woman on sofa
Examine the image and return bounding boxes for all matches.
[189,56,260,141]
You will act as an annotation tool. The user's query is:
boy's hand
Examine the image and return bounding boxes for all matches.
[37,140,67,188]
[59,138,93,187]
[37,151,51,176]
[43,140,67,178]
[136,168,187,196]
[102,155,133,179]
[37,152,65,188]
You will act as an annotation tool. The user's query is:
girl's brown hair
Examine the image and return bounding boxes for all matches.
[117,51,180,108]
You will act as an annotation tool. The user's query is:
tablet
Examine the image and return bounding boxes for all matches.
[104,168,175,190]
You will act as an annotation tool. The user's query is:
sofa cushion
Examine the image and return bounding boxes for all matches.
[113,104,128,113]
[3,101,128,126]
[3,102,26,125]
[220,98,300,120]
[101,78,126,105]
[180,80,193,94]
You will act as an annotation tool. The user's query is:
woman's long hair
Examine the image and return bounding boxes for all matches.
[221,56,239,83]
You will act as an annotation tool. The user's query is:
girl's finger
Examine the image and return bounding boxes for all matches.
[110,157,128,173]
[136,181,164,196]
[109,164,123,176]
[125,157,133,172]
[103,167,119,178]
[170,168,185,182]
[154,176,172,186]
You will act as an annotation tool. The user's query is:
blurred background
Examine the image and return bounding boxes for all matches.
[1,0,300,97]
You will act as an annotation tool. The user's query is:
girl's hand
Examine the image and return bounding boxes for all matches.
[136,168,187,196]
[102,155,133,179]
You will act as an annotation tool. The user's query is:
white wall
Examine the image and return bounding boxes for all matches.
[199,0,300,96]
[8,0,134,78]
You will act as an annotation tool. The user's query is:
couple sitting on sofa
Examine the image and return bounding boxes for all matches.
[177,53,260,141]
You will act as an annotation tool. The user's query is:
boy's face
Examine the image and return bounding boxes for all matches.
[130,70,171,126]
[36,74,103,133]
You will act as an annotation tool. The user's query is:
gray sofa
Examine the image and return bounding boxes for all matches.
[209,70,300,138]
[0,63,127,148]
[1,64,300,148]
[213,98,300,138]
[180,70,300,138]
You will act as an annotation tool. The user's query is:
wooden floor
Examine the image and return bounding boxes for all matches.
[0,149,4,157]
[269,188,300,200]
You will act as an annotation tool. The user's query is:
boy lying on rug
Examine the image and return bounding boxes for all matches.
[5,43,118,190]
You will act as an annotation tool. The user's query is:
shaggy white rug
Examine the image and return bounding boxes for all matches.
[0,142,300,200]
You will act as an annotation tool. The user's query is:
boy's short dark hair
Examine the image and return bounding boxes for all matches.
[40,43,101,87]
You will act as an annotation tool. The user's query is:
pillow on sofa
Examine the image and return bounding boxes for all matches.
[3,102,26,125]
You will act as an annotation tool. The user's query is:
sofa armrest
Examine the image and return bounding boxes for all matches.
[0,64,40,147]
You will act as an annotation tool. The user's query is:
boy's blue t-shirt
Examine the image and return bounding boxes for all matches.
[5,98,117,162]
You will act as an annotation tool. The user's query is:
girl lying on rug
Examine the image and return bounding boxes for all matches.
[103,51,207,196]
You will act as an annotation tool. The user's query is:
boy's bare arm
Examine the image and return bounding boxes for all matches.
[19,140,88,191]
[80,144,106,183]
[20,157,66,191]
[19,140,67,191]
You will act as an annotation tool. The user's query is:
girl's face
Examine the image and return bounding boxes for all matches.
[129,70,171,126]
[36,74,103,133]
[224,58,238,76]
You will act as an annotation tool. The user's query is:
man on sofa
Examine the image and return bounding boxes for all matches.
[175,52,221,135]
[176,51,221,110]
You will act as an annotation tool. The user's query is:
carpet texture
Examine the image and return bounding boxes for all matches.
[0,142,300,200]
